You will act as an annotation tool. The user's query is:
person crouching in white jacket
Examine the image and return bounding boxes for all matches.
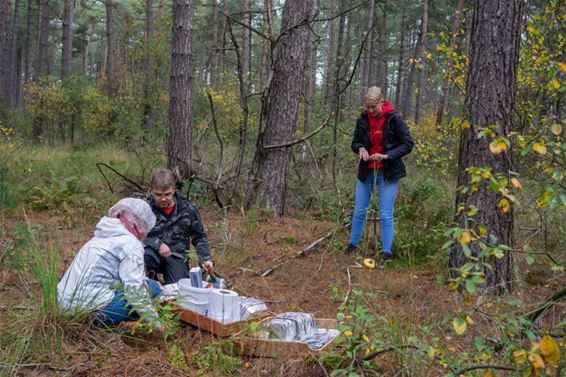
[57,197,162,330]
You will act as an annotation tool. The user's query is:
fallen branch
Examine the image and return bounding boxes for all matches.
[261,225,346,277]
[453,365,516,375]
[96,162,145,194]
[342,265,352,306]
[522,286,566,324]
[0,363,72,372]
[237,267,261,276]
[263,117,330,150]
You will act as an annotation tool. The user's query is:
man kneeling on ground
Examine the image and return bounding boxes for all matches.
[143,168,215,284]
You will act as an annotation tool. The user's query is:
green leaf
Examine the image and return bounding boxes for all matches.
[526,255,535,265]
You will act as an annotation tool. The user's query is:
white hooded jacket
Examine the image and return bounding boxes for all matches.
[57,216,158,321]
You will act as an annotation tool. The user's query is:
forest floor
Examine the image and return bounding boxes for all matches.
[1,206,563,377]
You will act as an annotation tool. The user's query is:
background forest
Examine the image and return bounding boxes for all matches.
[0,0,564,376]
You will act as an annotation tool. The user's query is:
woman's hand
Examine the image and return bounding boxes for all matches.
[359,147,370,161]
[369,153,389,161]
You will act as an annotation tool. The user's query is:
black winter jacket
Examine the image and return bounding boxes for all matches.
[143,192,213,262]
[351,110,414,182]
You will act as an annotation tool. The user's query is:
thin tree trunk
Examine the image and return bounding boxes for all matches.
[31,0,49,142]
[8,0,21,107]
[394,0,407,107]
[361,0,375,90]
[218,0,229,80]
[242,0,250,85]
[143,0,155,130]
[105,0,116,99]
[0,0,13,108]
[302,1,317,135]
[210,0,218,87]
[167,0,193,178]
[322,0,336,101]
[247,0,314,214]
[259,0,272,89]
[374,0,387,93]
[449,0,524,295]
[414,0,428,124]
[435,0,465,126]
[61,0,76,79]
[402,1,426,121]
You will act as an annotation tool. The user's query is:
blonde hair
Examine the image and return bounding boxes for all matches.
[365,86,384,105]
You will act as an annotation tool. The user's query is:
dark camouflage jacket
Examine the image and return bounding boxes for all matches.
[143,192,213,262]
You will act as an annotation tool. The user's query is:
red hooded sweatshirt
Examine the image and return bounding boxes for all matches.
[368,100,395,170]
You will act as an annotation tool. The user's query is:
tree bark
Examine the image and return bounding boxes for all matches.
[414,0,428,125]
[105,0,116,99]
[0,0,12,109]
[434,0,465,126]
[242,0,251,84]
[61,0,76,79]
[361,0,374,90]
[402,0,427,121]
[302,0,318,134]
[247,0,313,214]
[374,0,388,94]
[394,0,407,108]
[322,0,336,101]
[210,0,218,87]
[143,0,155,130]
[167,0,193,178]
[259,0,273,89]
[31,0,49,142]
[449,0,524,295]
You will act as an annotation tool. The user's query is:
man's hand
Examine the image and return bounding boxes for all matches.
[369,153,389,161]
[202,260,215,274]
[158,243,172,257]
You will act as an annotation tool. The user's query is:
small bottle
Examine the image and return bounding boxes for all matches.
[189,267,203,288]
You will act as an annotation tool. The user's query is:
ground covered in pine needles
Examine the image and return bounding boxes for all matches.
[1,206,563,377]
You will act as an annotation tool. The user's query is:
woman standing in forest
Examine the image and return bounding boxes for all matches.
[347,86,414,267]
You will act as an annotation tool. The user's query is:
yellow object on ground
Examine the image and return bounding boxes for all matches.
[363,258,376,269]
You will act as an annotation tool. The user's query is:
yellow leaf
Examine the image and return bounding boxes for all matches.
[489,138,508,154]
[550,79,561,89]
[540,335,561,365]
[343,330,353,337]
[458,231,472,244]
[483,371,496,377]
[511,178,523,189]
[558,62,566,72]
[466,315,475,325]
[362,334,370,342]
[461,120,471,130]
[550,123,562,136]
[453,318,467,335]
[512,349,528,365]
[499,198,510,213]
[533,142,547,155]
[528,353,545,370]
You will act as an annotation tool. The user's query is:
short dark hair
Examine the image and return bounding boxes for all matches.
[151,168,176,190]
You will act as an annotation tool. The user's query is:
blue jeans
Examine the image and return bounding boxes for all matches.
[349,171,399,253]
[93,279,162,327]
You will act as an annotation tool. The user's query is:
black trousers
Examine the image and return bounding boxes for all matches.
[144,248,190,285]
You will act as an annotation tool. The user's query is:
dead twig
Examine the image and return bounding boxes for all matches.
[0,363,72,372]
[342,265,352,306]
[237,267,261,276]
[96,162,145,194]
[263,117,330,150]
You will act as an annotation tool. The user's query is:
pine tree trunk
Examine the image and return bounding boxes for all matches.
[143,0,155,130]
[105,0,116,99]
[210,0,218,87]
[302,2,317,135]
[374,0,388,94]
[414,0,428,125]
[394,1,407,107]
[31,0,49,142]
[247,0,313,214]
[167,0,193,178]
[242,0,250,84]
[322,0,336,101]
[0,0,12,109]
[361,0,375,90]
[435,0,465,126]
[259,0,273,89]
[449,0,524,295]
[61,0,76,79]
